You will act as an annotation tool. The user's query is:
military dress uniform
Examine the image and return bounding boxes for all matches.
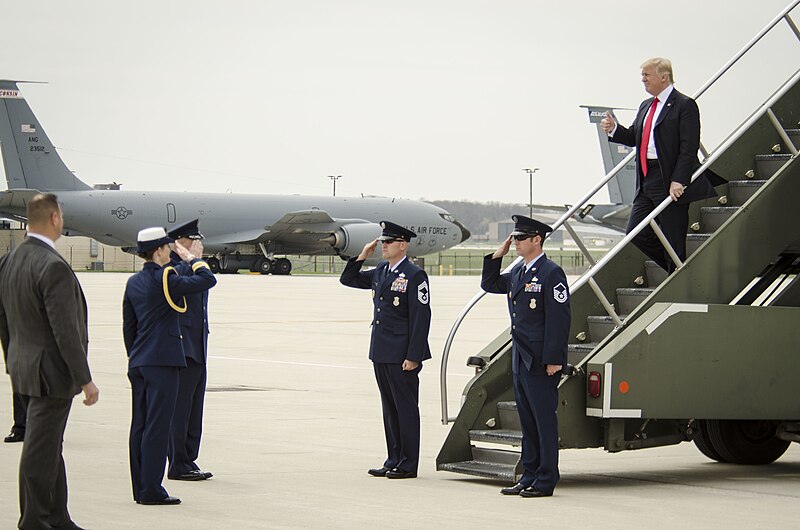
[339,221,431,478]
[166,219,215,481]
[481,216,571,497]
[123,228,217,505]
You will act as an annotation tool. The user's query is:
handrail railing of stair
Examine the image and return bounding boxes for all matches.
[440,0,800,424]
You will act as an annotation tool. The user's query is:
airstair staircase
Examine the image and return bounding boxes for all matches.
[437,1,800,482]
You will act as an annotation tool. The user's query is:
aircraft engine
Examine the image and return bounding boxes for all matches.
[325,222,382,257]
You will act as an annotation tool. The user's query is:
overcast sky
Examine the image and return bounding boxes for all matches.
[2,1,797,206]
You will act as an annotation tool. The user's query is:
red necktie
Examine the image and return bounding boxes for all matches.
[640,97,659,176]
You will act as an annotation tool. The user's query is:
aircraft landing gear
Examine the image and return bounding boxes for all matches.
[274,257,292,275]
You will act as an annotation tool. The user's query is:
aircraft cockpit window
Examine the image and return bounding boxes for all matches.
[439,213,455,223]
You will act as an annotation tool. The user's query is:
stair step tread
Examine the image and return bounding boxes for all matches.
[568,342,599,351]
[438,460,517,481]
[616,287,655,295]
[755,153,792,160]
[470,429,522,445]
[686,233,712,240]
[700,206,740,213]
[728,180,768,187]
[496,401,517,410]
[587,315,627,323]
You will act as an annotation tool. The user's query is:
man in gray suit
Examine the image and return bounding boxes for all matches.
[0,193,99,530]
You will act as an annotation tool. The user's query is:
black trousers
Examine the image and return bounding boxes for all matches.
[168,359,207,477]
[19,396,73,530]
[373,362,421,474]
[626,164,689,273]
[12,392,29,434]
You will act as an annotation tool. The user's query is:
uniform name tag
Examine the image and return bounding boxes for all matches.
[391,278,408,292]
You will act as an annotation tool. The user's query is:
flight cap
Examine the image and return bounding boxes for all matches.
[168,218,204,240]
[510,214,553,239]
[377,221,416,242]
[137,227,173,253]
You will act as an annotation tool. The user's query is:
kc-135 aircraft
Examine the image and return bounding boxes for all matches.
[0,80,470,274]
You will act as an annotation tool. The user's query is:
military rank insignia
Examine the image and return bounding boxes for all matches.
[391,277,408,293]
[417,280,429,305]
[554,282,569,303]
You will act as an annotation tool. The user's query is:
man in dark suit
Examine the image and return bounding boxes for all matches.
[340,221,431,479]
[166,219,215,482]
[0,193,99,530]
[123,227,217,506]
[601,57,720,272]
[481,215,570,498]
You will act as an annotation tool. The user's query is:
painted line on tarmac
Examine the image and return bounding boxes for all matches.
[209,355,370,371]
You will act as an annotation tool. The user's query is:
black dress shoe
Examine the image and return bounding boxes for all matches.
[139,496,181,505]
[169,470,207,481]
[367,466,392,477]
[500,483,527,495]
[201,470,213,479]
[385,468,417,479]
[519,486,552,498]
[4,430,24,443]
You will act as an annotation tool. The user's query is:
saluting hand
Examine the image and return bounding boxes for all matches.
[173,241,195,262]
[188,239,204,257]
[600,111,616,134]
[358,239,379,261]
[492,236,512,259]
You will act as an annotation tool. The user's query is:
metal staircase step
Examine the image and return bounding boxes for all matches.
[496,401,521,431]
[645,260,668,287]
[438,460,517,482]
[471,446,522,466]
[728,180,767,206]
[568,342,598,365]
[469,429,522,446]
[616,287,655,315]
[755,153,792,179]
[700,206,739,232]
[587,315,624,342]
[686,233,711,257]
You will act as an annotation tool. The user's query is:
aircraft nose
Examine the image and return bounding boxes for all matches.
[453,219,471,243]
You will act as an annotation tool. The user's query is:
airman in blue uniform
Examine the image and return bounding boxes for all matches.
[340,221,431,479]
[166,219,216,482]
[481,215,570,498]
[123,227,217,505]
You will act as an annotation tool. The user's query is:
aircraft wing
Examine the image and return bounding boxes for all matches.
[205,209,377,256]
[0,189,40,221]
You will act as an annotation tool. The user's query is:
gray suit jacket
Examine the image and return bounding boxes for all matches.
[0,237,91,399]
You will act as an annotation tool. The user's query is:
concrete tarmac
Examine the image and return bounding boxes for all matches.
[0,273,798,529]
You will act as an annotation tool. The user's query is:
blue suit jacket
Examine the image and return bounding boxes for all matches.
[481,254,570,375]
[170,252,212,364]
[340,257,432,364]
[123,259,217,369]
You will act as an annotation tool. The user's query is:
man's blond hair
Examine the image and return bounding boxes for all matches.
[641,57,674,84]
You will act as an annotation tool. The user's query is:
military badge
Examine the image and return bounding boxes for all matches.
[391,277,408,293]
[533,283,542,293]
[524,283,534,293]
[530,298,537,309]
[393,296,400,307]
[554,282,569,303]
[417,280,429,305]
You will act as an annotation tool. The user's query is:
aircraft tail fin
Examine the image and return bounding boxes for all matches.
[581,105,636,205]
[0,80,91,191]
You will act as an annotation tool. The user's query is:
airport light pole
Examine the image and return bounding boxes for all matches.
[328,175,342,197]
[523,168,539,218]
